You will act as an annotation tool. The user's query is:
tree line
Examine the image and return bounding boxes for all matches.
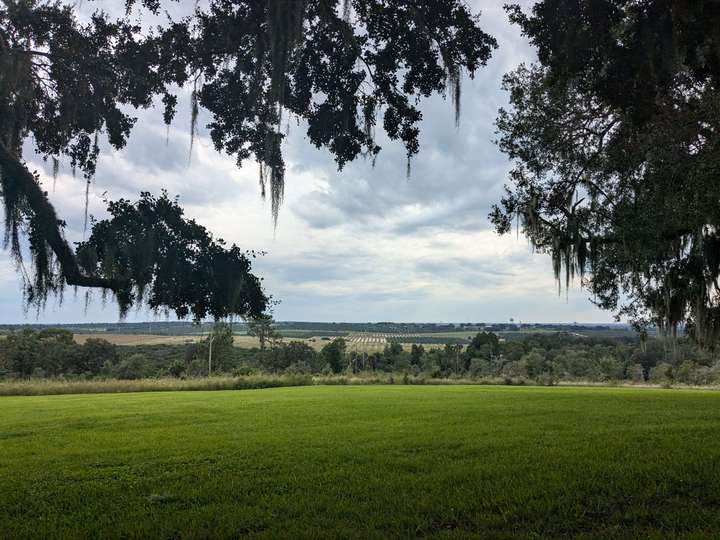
[2,328,719,386]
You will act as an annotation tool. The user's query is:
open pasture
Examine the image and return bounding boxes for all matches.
[72,333,329,351]
[2,385,720,538]
[73,333,202,346]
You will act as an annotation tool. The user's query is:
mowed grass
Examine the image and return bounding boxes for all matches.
[2,387,720,539]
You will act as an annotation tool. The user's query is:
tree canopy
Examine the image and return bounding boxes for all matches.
[0,0,495,319]
[492,1,720,346]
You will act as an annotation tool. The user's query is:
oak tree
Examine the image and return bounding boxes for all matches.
[493,1,720,346]
[0,0,496,319]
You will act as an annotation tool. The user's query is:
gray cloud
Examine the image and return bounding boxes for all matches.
[0,2,615,325]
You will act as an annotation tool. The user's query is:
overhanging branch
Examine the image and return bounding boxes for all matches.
[0,142,128,292]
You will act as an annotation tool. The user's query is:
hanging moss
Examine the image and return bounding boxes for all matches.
[188,78,200,162]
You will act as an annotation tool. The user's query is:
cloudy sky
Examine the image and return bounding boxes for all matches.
[4,1,615,324]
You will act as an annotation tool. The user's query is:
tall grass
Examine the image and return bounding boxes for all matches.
[0,374,312,396]
[1,373,716,397]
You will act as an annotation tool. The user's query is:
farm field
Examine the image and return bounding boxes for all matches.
[345,333,452,352]
[73,333,201,346]
[72,332,468,351]
[72,333,329,350]
[32,324,642,353]
[2,386,720,538]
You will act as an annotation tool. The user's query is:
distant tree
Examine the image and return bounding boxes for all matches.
[468,332,500,358]
[37,328,74,346]
[79,339,119,375]
[554,349,591,380]
[594,355,624,382]
[264,341,318,373]
[168,359,186,378]
[410,344,425,366]
[421,353,441,378]
[321,338,347,374]
[501,359,528,379]
[115,354,148,380]
[627,364,645,383]
[468,358,492,379]
[1,328,79,376]
[247,315,282,351]
[649,362,674,385]
[441,343,464,374]
[196,322,235,374]
[521,349,547,380]
[674,360,698,385]
[502,341,525,363]
[630,341,665,377]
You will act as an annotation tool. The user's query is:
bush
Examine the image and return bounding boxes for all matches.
[502,360,528,378]
[649,362,673,385]
[321,339,347,374]
[168,360,186,378]
[535,372,558,386]
[674,360,697,384]
[627,364,645,383]
[468,358,492,378]
[115,354,148,380]
[285,361,312,375]
[233,365,256,376]
[321,363,333,376]
[261,342,318,372]
[80,339,119,374]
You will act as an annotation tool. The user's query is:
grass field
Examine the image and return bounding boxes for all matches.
[2,386,720,538]
[73,333,201,345]
[72,333,330,350]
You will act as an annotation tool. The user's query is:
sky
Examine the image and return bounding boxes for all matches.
[3,1,617,325]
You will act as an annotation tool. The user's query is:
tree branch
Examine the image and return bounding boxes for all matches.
[0,142,128,292]
[6,48,55,59]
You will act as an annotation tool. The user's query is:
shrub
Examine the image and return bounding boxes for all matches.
[674,360,697,384]
[649,362,674,384]
[168,360,186,378]
[233,365,256,376]
[468,358,492,378]
[321,339,347,374]
[80,339,119,374]
[502,360,528,378]
[115,354,148,380]
[285,361,312,375]
[535,372,558,386]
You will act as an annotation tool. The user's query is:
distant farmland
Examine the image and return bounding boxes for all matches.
[345,332,469,352]
[70,326,639,352]
[72,332,474,351]
[73,334,202,346]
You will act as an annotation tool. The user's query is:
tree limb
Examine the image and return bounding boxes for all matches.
[0,142,128,292]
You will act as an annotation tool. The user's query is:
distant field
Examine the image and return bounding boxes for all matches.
[73,332,468,351]
[345,332,455,351]
[2,386,720,538]
[73,333,202,346]
[72,333,328,350]
[72,328,640,352]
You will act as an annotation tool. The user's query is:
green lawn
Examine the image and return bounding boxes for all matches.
[2,386,720,539]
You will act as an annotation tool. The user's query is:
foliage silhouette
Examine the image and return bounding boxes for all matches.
[493,1,720,346]
[0,0,495,317]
